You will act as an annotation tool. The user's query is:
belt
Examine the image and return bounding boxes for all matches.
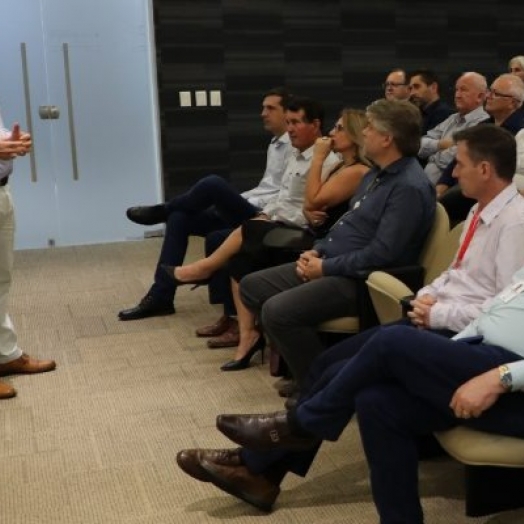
[0,177,8,187]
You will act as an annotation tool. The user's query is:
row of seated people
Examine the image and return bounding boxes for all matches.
[170,111,524,523]
[168,109,524,522]
[121,63,524,521]
[120,67,524,373]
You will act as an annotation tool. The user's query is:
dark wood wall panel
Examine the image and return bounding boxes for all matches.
[153,0,524,199]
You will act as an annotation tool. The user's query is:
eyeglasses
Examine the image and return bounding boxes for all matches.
[383,82,407,89]
[487,88,516,100]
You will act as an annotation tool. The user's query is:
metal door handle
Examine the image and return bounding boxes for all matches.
[20,43,38,183]
[62,43,79,181]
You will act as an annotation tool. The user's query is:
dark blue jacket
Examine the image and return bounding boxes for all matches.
[315,157,436,277]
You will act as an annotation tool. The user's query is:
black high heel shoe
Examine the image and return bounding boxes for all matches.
[220,335,266,372]
[160,264,211,289]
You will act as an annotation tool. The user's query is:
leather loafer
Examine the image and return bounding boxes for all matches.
[0,354,56,377]
[217,411,318,451]
[195,315,237,337]
[0,380,16,399]
[118,294,175,321]
[207,324,240,349]
[200,459,280,512]
[126,205,168,226]
[176,447,242,482]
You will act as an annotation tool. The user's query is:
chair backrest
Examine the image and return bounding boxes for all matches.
[424,220,464,285]
[418,202,450,286]
[366,212,464,325]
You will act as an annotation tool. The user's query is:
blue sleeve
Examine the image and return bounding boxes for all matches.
[322,185,434,277]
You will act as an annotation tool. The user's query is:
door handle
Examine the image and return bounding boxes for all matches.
[20,43,38,183]
[62,43,79,181]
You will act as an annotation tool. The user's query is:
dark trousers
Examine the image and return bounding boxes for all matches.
[244,326,524,524]
[205,229,235,317]
[240,263,358,384]
[148,175,258,303]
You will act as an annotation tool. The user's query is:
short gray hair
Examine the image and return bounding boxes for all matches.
[365,99,422,156]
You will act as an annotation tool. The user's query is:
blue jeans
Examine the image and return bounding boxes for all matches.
[148,175,258,303]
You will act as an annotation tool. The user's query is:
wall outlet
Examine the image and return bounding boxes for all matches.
[195,90,208,106]
[209,90,222,106]
[179,91,192,107]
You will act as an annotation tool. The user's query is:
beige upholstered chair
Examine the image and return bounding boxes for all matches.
[435,427,524,516]
[365,203,456,326]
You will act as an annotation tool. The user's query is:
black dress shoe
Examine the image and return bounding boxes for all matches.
[200,459,280,512]
[176,448,242,482]
[118,294,175,321]
[126,205,168,226]
[216,411,318,451]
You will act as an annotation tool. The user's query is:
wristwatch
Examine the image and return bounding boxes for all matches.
[498,365,513,392]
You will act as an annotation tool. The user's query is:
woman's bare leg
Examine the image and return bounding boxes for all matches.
[174,226,243,282]
[229,278,261,360]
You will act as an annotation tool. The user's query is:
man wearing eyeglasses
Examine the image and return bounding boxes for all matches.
[383,69,410,101]
[419,72,489,184]
[437,74,524,220]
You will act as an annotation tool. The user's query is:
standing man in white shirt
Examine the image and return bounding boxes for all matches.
[419,72,489,184]
[0,114,56,399]
[118,88,293,325]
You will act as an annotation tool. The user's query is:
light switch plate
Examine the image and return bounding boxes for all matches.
[179,91,192,107]
[195,90,208,106]
[209,90,222,106]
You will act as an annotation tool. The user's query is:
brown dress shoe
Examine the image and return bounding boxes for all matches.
[200,459,280,512]
[195,315,237,337]
[176,448,242,482]
[0,354,56,377]
[217,411,318,451]
[207,323,240,349]
[277,380,299,398]
[0,380,16,399]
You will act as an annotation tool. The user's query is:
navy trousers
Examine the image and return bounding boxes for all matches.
[242,325,524,524]
[148,175,258,304]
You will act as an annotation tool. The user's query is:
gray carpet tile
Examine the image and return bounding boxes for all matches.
[0,238,521,523]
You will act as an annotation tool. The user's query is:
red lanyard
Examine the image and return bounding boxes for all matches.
[453,210,481,268]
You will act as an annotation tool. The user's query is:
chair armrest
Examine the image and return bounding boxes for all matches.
[355,264,424,292]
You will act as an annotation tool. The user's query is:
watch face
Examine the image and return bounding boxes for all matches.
[500,366,512,390]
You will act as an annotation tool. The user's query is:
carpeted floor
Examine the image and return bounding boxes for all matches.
[1,237,523,523]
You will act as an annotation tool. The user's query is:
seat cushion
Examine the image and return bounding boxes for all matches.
[435,426,524,467]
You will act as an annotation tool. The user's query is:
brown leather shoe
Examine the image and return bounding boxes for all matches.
[0,380,16,399]
[200,459,280,512]
[216,411,318,451]
[0,354,56,377]
[195,315,237,337]
[277,380,298,398]
[176,448,242,482]
[207,323,240,348]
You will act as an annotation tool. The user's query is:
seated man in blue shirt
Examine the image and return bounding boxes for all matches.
[118,88,293,324]
[240,99,436,386]
[177,265,524,523]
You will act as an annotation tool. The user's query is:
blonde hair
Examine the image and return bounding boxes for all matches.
[341,108,372,167]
